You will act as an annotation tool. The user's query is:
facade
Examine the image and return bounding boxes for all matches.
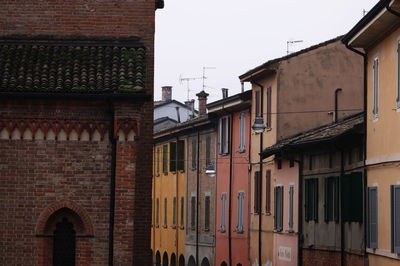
[343,1,400,265]
[261,114,365,266]
[0,0,163,265]
[207,90,252,266]
[239,37,364,266]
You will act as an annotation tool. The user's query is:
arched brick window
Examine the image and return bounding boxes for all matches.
[35,201,94,265]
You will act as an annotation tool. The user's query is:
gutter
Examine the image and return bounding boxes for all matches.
[228,112,233,266]
[196,131,200,266]
[0,92,152,101]
[386,0,400,18]
[108,101,116,266]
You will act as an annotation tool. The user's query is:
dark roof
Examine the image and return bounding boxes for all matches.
[154,99,198,113]
[0,39,146,94]
[206,90,251,110]
[239,35,343,80]
[154,115,212,138]
[342,0,390,44]
[261,113,364,158]
[154,116,178,125]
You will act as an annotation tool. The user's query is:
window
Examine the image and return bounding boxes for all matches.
[305,178,318,222]
[398,41,400,108]
[205,135,211,167]
[219,116,230,154]
[162,144,168,174]
[156,147,160,176]
[373,57,379,119]
[255,90,260,116]
[342,172,363,222]
[191,195,196,230]
[274,186,283,231]
[191,137,197,170]
[170,142,177,172]
[156,198,159,226]
[239,112,246,152]
[221,193,227,233]
[266,86,272,128]
[173,197,177,226]
[392,185,400,253]
[324,177,339,222]
[290,159,294,168]
[177,140,185,171]
[368,186,378,249]
[164,198,168,227]
[289,185,294,232]
[180,197,184,228]
[277,159,282,169]
[254,171,261,214]
[205,195,210,231]
[237,192,244,233]
[265,170,271,214]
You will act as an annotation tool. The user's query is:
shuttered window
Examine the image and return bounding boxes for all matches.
[305,178,318,222]
[221,193,227,233]
[156,198,159,226]
[206,135,211,166]
[164,198,168,227]
[177,140,185,171]
[265,170,271,214]
[254,171,261,214]
[180,197,184,228]
[173,197,177,226]
[266,86,272,128]
[255,90,260,116]
[324,176,339,222]
[373,57,379,119]
[237,192,245,233]
[169,142,177,172]
[342,172,363,222]
[219,117,230,154]
[239,112,246,152]
[368,187,378,249]
[392,185,400,253]
[289,185,294,232]
[398,41,400,108]
[205,195,210,231]
[191,195,196,230]
[156,147,160,175]
[162,144,168,174]
[191,137,197,170]
[274,186,283,231]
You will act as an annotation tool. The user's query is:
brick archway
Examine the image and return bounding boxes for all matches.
[35,201,94,266]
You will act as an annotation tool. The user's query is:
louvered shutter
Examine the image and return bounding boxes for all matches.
[305,179,309,222]
[289,185,294,232]
[254,172,260,213]
[191,196,196,230]
[169,142,176,172]
[180,197,184,227]
[373,57,379,118]
[392,185,400,253]
[274,187,277,230]
[218,118,223,154]
[368,187,378,249]
[237,192,244,233]
[221,193,226,232]
[266,170,271,214]
[205,196,210,231]
[191,137,197,170]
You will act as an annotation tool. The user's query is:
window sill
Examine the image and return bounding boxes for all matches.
[367,248,400,260]
[171,225,177,229]
[155,225,159,228]
[162,225,167,228]
[264,212,271,216]
[204,229,210,232]
[179,226,185,230]
[238,149,246,154]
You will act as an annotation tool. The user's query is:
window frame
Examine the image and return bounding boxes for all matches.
[368,186,378,249]
[162,144,168,175]
[239,112,246,153]
[373,56,379,119]
[219,116,230,155]
[163,198,168,228]
[221,193,227,233]
[392,185,400,253]
[274,185,284,232]
[169,142,177,172]
[237,191,245,233]
[205,194,211,232]
[305,178,318,222]
[289,185,294,232]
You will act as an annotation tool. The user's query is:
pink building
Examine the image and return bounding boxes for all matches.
[207,90,252,266]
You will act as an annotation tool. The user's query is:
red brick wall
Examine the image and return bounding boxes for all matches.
[302,249,366,266]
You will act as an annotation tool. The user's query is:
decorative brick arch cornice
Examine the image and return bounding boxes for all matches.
[36,200,94,236]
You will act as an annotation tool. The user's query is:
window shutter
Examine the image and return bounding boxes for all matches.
[162,144,168,174]
[177,140,185,171]
[313,179,319,222]
[334,176,339,222]
[392,185,400,253]
[239,112,245,152]
[254,172,260,214]
[274,187,277,230]
[205,135,211,166]
[278,186,283,231]
[156,147,160,175]
[266,170,271,214]
[289,185,294,232]
[237,192,244,233]
[156,198,159,226]
[218,119,223,154]
[373,57,379,118]
[180,197,184,227]
[255,90,260,116]
[221,193,226,233]
[173,197,177,225]
[368,187,378,249]
[164,198,168,227]
[224,117,230,154]
[205,195,210,231]
[169,142,176,172]
[324,177,329,222]
[191,137,197,170]
[305,179,309,222]
[398,41,400,106]
[191,196,196,230]
[266,86,272,128]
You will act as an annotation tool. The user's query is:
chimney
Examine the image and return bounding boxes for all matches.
[196,90,209,116]
[222,88,229,99]
[162,86,172,102]
[185,99,195,118]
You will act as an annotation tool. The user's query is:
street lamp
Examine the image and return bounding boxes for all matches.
[252,116,266,134]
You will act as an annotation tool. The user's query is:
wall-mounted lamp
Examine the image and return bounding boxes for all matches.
[252,116,266,134]
[205,165,216,177]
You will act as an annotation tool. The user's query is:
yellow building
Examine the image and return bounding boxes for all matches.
[344,1,400,265]
[152,135,186,266]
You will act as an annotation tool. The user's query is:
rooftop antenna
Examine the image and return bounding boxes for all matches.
[287,39,303,55]
[179,75,203,101]
[363,9,368,16]
[202,66,216,91]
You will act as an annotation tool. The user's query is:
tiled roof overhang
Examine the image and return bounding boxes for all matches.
[0,37,147,96]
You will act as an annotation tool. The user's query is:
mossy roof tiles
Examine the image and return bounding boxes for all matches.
[0,42,146,93]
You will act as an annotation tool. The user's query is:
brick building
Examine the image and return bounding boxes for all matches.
[0,1,163,265]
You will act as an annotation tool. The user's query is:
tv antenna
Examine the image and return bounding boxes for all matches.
[179,75,203,101]
[287,39,303,55]
[202,66,216,91]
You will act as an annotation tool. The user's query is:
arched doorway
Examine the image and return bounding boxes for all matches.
[163,252,169,266]
[188,256,196,266]
[53,217,76,265]
[155,251,161,266]
[221,262,227,266]
[170,253,176,266]
[178,254,185,266]
[201,257,210,266]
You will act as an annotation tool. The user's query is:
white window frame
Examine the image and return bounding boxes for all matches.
[219,116,230,155]
[288,185,294,232]
[237,191,244,233]
[373,57,379,119]
[221,193,227,233]
[239,112,246,152]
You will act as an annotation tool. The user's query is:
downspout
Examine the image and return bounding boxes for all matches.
[108,101,116,266]
[298,152,304,266]
[196,131,200,266]
[152,145,156,263]
[252,81,264,266]
[343,39,368,264]
[247,107,252,264]
[228,112,233,266]
[176,136,179,264]
[340,149,345,266]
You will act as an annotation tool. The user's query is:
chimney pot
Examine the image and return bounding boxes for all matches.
[162,86,172,102]
[196,90,209,116]
[222,88,229,99]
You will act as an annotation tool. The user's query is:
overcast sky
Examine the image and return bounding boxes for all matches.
[154,0,377,106]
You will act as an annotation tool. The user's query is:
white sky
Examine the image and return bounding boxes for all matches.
[154,0,377,106]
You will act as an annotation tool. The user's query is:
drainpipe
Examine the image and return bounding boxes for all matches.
[196,131,200,266]
[334,88,342,122]
[152,145,156,264]
[247,107,252,264]
[340,149,345,266]
[176,136,179,264]
[108,101,116,266]
[298,152,304,266]
[228,112,233,266]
